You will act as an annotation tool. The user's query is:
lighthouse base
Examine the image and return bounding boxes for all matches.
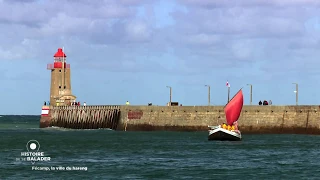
[40,115,52,128]
[40,106,52,128]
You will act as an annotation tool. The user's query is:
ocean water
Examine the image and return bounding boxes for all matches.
[1,115,320,179]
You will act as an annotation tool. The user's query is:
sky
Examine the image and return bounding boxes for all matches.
[1,0,320,115]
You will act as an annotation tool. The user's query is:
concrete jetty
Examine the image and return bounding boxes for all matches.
[40,105,320,134]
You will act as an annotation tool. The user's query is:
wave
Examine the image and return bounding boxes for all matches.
[44,126,114,131]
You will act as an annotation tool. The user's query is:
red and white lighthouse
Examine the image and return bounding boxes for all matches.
[47,48,76,106]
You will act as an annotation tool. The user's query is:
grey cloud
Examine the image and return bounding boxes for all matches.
[124,20,153,42]
[60,0,136,19]
[165,1,320,74]
[81,19,153,45]
[64,0,145,6]
[1,0,320,77]
[171,7,306,38]
[0,0,136,27]
[0,2,51,27]
[183,34,221,46]
[0,0,152,48]
[179,0,320,8]
[117,0,146,6]
[3,0,36,3]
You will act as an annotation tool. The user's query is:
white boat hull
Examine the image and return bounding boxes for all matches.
[208,126,241,141]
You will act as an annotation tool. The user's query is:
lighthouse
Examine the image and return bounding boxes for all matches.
[47,48,76,106]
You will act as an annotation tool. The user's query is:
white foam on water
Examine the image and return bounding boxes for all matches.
[43,126,114,131]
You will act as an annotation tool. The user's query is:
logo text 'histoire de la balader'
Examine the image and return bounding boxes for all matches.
[18,140,51,164]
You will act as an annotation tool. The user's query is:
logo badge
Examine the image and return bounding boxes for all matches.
[26,140,41,164]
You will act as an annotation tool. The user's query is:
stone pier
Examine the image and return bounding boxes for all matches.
[40,105,320,134]
[41,106,120,129]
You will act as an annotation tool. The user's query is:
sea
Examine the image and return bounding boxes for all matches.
[1,115,320,180]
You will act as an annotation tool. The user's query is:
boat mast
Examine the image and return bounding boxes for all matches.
[224,88,243,108]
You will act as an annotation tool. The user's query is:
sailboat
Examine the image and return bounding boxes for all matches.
[208,89,244,141]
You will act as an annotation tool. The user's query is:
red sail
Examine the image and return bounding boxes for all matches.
[224,89,244,125]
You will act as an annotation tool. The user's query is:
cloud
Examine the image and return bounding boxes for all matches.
[167,0,320,75]
[0,0,152,61]
[179,0,320,8]
[2,0,320,114]
[0,0,320,76]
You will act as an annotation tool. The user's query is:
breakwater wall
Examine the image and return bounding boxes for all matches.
[40,105,320,134]
[41,106,120,129]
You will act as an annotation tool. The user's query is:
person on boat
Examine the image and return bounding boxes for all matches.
[222,123,227,129]
[227,125,231,131]
[233,121,239,130]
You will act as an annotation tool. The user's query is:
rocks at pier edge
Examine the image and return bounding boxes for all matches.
[40,105,320,134]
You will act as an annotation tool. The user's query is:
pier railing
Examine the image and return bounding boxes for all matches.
[51,105,121,110]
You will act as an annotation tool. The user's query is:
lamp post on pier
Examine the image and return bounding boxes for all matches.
[205,85,210,106]
[292,83,298,105]
[166,86,172,106]
[247,84,252,105]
